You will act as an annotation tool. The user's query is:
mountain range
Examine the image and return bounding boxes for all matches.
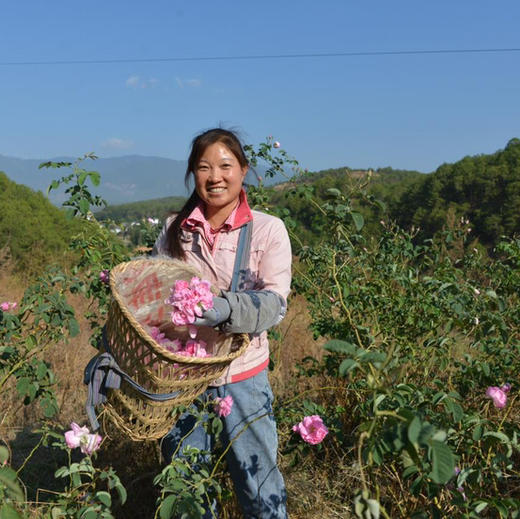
[0,154,278,205]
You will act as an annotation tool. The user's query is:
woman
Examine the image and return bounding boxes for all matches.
[152,128,291,518]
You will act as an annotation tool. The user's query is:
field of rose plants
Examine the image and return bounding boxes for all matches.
[1,143,519,518]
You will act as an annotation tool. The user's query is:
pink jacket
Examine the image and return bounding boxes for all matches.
[153,209,292,386]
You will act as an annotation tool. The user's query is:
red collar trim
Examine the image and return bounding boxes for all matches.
[231,189,253,230]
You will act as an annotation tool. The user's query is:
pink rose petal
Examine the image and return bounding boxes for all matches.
[486,386,508,408]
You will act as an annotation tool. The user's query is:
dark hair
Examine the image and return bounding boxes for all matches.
[166,128,249,259]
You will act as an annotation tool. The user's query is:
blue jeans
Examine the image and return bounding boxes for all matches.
[161,369,288,519]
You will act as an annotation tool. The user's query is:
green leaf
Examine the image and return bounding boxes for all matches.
[36,362,48,380]
[417,423,436,445]
[0,446,8,464]
[428,440,455,484]
[339,358,359,376]
[323,340,357,354]
[402,465,419,479]
[0,504,23,519]
[374,199,387,212]
[88,171,101,186]
[326,188,341,198]
[159,494,177,519]
[211,416,223,435]
[79,199,90,215]
[407,416,421,446]
[68,318,80,337]
[373,394,386,409]
[25,335,37,349]
[96,491,111,507]
[46,179,60,194]
[51,506,65,519]
[54,467,70,478]
[39,160,72,169]
[473,501,488,513]
[483,431,510,443]
[78,171,87,186]
[432,391,446,405]
[114,482,127,504]
[0,468,25,502]
[351,211,364,231]
[472,424,483,441]
[431,430,447,442]
[16,377,30,397]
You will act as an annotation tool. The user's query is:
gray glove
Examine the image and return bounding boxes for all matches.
[193,296,231,328]
[219,290,287,334]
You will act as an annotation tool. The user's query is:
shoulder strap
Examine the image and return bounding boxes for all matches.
[230,220,253,292]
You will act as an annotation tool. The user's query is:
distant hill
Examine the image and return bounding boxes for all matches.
[0,171,85,277]
[0,154,279,206]
[265,139,520,248]
[95,195,186,222]
[396,137,520,244]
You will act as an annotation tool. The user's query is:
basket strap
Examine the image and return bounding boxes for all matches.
[231,220,253,292]
[84,331,181,431]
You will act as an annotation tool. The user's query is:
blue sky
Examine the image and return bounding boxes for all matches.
[1,0,519,173]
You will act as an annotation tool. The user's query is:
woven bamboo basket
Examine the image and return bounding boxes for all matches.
[100,257,249,441]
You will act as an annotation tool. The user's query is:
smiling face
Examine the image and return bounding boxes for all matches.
[194,142,248,228]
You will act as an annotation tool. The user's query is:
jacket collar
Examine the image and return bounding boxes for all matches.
[181,189,253,232]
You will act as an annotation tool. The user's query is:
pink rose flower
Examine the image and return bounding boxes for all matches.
[99,270,109,284]
[149,326,169,345]
[64,422,102,455]
[165,277,214,326]
[1,301,17,312]
[176,339,209,358]
[292,415,329,445]
[171,309,194,326]
[486,386,508,408]
[65,422,90,448]
[214,395,233,417]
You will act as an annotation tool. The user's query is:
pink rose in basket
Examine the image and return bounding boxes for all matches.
[149,326,169,345]
[175,339,210,358]
[166,277,214,326]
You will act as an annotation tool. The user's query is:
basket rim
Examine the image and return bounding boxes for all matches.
[108,258,249,365]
